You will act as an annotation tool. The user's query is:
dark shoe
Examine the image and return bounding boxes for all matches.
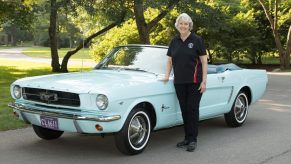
[186,142,197,152]
[176,140,189,148]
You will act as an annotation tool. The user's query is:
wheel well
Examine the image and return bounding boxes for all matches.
[134,102,157,129]
[240,86,252,105]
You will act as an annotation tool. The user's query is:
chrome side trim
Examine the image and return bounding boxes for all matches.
[8,102,121,122]
[227,86,234,104]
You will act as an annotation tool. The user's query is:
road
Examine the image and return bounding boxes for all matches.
[0,48,96,67]
[1,48,291,164]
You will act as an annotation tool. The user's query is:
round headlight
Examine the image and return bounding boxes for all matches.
[96,94,108,110]
[13,85,22,99]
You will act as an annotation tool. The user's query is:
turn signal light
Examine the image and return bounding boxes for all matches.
[95,124,103,131]
[13,111,19,118]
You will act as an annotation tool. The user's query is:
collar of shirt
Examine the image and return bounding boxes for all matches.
[176,33,195,42]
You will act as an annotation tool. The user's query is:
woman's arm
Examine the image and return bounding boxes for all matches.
[199,55,208,93]
[163,57,172,81]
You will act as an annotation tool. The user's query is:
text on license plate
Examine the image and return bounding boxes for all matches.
[40,115,59,130]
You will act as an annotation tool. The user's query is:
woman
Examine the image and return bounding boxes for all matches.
[163,13,208,152]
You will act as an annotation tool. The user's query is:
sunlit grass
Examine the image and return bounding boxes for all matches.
[0,61,51,131]
[23,47,92,59]
[0,59,91,131]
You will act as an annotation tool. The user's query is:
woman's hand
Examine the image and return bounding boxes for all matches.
[162,76,169,81]
[159,75,170,84]
[199,55,208,93]
[161,57,172,83]
[198,81,206,93]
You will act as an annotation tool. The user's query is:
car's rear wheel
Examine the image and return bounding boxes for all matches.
[32,125,64,140]
[115,108,151,155]
[224,91,249,127]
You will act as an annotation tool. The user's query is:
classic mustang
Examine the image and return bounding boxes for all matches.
[8,45,268,155]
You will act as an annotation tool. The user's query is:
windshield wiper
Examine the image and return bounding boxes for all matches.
[96,67,159,76]
[123,68,158,76]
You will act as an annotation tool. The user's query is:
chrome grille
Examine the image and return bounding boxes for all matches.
[22,87,80,107]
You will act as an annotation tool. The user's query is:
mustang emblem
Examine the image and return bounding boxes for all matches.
[39,92,58,102]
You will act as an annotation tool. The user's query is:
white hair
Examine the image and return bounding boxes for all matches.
[174,13,193,31]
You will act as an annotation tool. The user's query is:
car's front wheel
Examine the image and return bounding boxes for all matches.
[115,108,151,155]
[224,91,249,127]
[32,125,64,140]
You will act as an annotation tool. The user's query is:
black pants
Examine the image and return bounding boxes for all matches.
[174,83,202,142]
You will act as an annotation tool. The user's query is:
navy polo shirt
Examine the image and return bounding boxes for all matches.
[167,33,206,84]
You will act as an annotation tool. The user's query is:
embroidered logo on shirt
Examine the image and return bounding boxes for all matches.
[188,43,194,48]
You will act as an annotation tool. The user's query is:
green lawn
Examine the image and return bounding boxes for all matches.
[22,47,92,59]
[278,68,291,72]
[0,59,91,131]
[0,45,14,49]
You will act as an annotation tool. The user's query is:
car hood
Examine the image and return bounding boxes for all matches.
[15,70,157,94]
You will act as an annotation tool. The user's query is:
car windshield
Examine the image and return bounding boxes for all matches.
[95,46,168,75]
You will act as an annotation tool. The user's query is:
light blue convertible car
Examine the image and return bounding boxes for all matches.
[8,45,268,155]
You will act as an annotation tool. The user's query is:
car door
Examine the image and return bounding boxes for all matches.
[199,71,234,119]
[176,71,234,123]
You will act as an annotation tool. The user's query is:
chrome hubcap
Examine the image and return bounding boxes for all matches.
[129,115,148,146]
[234,94,248,123]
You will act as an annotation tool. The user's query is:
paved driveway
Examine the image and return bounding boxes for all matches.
[0,48,96,66]
[1,73,291,164]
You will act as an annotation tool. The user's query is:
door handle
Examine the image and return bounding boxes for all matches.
[218,76,225,82]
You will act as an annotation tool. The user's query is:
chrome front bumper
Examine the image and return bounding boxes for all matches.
[8,102,121,122]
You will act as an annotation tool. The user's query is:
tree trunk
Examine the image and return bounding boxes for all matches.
[286,25,291,68]
[133,0,150,44]
[207,49,213,64]
[11,35,16,46]
[133,0,180,44]
[258,0,290,69]
[228,52,232,63]
[49,0,60,72]
[280,51,290,69]
[257,52,262,65]
[10,26,17,46]
[60,11,127,72]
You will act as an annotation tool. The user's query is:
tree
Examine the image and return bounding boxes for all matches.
[258,0,291,69]
[242,0,276,64]
[0,0,34,45]
[49,0,60,72]
[0,0,33,28]
[133,0,180,44]
[59,0,181,72]
[59,0,128,72]
[43,0,127,72]
[60,11,127,72]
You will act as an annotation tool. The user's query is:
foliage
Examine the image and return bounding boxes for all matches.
[257,0,291,69]
[1,0,291,67]
[90,18,139,62]
[0,0,34,29]
[90,7,175,62]
[0,0,36,45]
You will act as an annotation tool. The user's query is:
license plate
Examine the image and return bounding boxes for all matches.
[40,115,59,130]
